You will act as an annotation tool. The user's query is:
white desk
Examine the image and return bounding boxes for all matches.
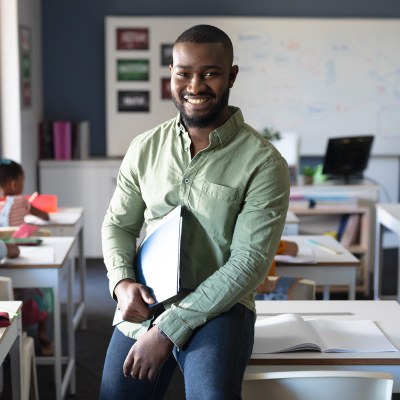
[374,203,400,302]
[249,300,400,393]
[25,207,86,328]
[0,301,22,399]
[277,235,359,300]
[0,237,76,400]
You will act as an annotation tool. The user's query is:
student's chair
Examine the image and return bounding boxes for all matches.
[256,276,316,300]
[242,370,393,400]
[0,276,39,400]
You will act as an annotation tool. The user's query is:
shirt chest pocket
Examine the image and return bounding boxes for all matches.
[198,181,243,239]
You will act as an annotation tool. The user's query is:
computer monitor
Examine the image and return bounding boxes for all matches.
[322,135,374,184]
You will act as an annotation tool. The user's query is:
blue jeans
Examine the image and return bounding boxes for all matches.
[100,303,255,400]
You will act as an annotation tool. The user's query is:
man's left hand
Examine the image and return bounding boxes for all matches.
[123,326,174,381]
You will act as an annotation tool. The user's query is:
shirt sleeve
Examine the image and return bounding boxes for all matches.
[155,156,290,348]
[101,143,146,298]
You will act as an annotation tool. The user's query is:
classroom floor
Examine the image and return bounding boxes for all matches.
[1,248,399,399]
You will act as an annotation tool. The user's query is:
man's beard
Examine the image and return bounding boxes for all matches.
[172,89,230,129]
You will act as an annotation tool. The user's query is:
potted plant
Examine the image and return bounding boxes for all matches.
[302,165,317,185]
[260,126,281,142]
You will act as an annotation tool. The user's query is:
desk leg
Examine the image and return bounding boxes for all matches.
[9,319,22,400]
[349,271,356,300]
[78,228,87,329]
[67,257,77,394]
[53,276,62,400]
[374,221,384,300]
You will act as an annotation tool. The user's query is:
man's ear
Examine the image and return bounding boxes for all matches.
[228,65,239,88]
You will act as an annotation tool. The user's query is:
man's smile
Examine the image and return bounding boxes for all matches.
[185,97,209,105]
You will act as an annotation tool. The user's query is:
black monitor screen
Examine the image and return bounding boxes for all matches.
[322,135,374,183]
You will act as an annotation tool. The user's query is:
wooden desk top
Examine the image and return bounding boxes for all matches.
[251,300,400,365]
[0,237,75,269]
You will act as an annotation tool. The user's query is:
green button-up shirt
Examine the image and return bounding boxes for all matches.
[102,107,290,349]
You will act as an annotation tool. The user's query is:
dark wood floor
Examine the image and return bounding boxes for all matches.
[1,248,399,399]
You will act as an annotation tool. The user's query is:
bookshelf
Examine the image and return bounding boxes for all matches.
[289,202,374,296]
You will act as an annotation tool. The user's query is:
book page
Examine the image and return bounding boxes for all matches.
[307,319,399,353]
[274,246,316,264]
[253,313,322,354]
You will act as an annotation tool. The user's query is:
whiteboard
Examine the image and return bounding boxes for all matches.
[106,17,400,156]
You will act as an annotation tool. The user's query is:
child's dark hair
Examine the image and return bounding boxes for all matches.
[0,159,24,187]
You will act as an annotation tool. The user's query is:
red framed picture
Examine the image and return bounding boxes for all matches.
[116,28,149,50]
[161,78,172,100]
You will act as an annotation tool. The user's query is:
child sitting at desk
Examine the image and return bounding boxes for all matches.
[256,239,299,294]
[0,158,53,355]
[0,159,49,226]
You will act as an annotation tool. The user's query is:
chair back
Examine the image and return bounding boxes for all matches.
[256,276,315,300]
[0,276,14,300]
[242,370,393,400]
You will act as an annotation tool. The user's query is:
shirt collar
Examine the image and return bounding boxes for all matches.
[174,106,244,148]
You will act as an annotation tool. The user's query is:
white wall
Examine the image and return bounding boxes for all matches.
[18,0,42,194]
[0,0,42,194]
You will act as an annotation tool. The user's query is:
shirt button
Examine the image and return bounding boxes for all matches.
[184,178,189,184]
[183,210,189,216]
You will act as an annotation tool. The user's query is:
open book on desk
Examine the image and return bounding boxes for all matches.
[253,313,398,354]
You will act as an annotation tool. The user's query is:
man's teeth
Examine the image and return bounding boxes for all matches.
[187,98,207,104]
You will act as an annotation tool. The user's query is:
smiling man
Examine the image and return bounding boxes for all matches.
[100,25,290,399]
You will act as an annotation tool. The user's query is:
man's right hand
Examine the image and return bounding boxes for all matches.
[114,279,156,323]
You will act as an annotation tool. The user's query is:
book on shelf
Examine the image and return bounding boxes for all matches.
[253,313,398,354]
[337,214,349,241]
[72,120,90,159]
[340,214,361,247]
[53,121,72,160]
[38,121,54,159]
[38,120,90,160]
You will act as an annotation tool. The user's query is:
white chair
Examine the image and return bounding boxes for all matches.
[0,276,39,400]
[256,276,316,300]
[242,370,393,400]
[272,131,301,185]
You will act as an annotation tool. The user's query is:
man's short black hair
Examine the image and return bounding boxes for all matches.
[0,159,23,186]
[174,24,234,64]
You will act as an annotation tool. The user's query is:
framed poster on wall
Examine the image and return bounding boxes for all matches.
[118,90,150,112]
[19,26,31,108]
[117,59,150,81]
